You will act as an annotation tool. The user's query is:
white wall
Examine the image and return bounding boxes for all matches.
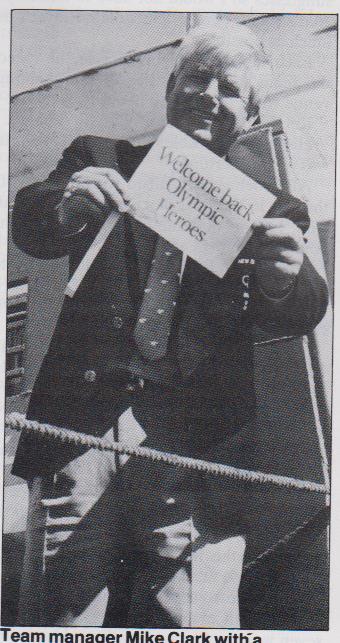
[11,10,187,95]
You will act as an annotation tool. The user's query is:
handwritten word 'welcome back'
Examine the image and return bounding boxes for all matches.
[160,147,254,222]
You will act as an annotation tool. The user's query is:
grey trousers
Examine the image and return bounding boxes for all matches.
[18,406,245,627]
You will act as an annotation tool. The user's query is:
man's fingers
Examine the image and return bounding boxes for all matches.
[257,246,302,264]
[71,167,130,203]
[252,217,299,230]
[64,182,107,207]
[257,230,303,249]
[66,179,129,213]
[98,168,131,200]
[258,259,300,277]
[253,224,303,249]
[79,174,129,212]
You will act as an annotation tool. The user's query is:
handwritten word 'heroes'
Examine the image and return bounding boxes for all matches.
[160,147,254,222]
[156,198,206,242]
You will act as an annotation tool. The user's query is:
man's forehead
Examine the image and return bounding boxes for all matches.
[183,52,246,78]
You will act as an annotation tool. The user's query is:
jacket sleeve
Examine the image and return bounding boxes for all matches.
[249,192,329,335]
[11,136,106,259]
[252,254,329,336]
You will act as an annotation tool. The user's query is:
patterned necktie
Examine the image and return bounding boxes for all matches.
[134,236,182,360]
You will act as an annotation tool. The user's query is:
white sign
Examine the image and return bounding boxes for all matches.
[128,125,277,278]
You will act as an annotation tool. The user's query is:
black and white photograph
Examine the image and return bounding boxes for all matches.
[0,1,337,638]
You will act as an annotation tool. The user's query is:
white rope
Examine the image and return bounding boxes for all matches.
[6,412,329,494]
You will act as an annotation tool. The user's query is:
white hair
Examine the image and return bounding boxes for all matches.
[171,22,272,111]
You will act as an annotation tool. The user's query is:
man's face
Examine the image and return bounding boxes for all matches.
[166,54,253,157]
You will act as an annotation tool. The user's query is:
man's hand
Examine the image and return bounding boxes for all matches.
[252,217,304,298]
[61,166,132,216]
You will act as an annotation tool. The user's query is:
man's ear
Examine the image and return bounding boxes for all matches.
[165,72,177,101]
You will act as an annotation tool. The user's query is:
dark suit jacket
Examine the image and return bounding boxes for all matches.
[11,135,328,480]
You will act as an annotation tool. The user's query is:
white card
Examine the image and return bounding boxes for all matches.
[128,124,277,278]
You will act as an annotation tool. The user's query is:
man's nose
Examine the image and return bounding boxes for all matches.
[201,77,219,102]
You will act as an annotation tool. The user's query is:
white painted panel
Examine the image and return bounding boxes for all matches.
[261,81,336,221]
[3,484,29,534]
[10,45,177,199]
[11,10,187,96]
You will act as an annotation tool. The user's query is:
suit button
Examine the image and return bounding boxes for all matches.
[84,369,96,383]
[125,377,144,393]
[113,316,123,329]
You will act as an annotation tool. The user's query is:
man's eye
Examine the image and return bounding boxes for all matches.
[189,72,208,84]
[219,82,239,97]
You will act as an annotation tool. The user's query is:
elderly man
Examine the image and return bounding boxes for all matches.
[12,22,328,628]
